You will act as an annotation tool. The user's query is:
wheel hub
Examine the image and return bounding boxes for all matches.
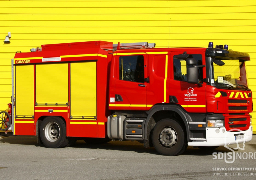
[159,127,177,147]
[45,122,60,142]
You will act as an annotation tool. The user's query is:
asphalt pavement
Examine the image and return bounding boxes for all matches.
[0,135,256,180]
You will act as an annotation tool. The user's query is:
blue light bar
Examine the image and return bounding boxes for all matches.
[208,42,213,48]
[224,44,228,50]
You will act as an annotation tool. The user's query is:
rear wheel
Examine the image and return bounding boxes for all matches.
[40,117,68,148]
[152,118,186,156]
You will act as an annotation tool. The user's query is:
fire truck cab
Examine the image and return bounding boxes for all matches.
[0,41,253,155]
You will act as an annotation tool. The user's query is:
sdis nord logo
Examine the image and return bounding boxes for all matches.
[184,87,197,97]
[212,129,255,163]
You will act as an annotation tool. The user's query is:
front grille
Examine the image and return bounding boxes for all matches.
[229,106,247,110]
[229,113,245,115]
[227,116,250,130]
[228,99,247,103]
[230,124,247,128]
[229,118,247,121]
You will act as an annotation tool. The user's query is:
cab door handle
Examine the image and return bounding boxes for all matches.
[138,84,145,87]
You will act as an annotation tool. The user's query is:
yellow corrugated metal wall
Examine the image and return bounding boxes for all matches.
[0,0,255,133]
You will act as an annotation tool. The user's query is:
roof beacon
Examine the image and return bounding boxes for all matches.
[208,42,213,48]
[224,44,228,50]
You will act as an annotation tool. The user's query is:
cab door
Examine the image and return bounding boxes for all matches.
[170,51,206,113]
[109,54,147,110]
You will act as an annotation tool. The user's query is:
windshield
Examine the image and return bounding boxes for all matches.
[212,59,248,90]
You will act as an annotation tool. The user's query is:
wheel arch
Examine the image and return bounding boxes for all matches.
[38,116,68,148]
[36,116,67,137]
[145,104,192,142]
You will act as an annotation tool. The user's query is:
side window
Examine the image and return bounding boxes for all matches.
[119,55,144,83]
[173,54,203,82]
[174,59,187,81]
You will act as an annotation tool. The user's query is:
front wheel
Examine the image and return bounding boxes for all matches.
[40,117,68,148]
[152,118,186,156]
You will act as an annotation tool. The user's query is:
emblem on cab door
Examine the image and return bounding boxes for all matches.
[184,87,197,97]
[184,87,198,102]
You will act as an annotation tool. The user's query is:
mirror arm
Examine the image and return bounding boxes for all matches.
[194,65,205,68]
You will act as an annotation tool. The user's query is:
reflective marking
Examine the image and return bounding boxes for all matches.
[98,122,105,125]
[181,105,206,107]
[229,92,248,99]
[15,121,34,124]
[115,52,146,56]
[215,92,221,98]
[235,92,244,98]
[229,92,234,98]
[70,119,96,121]
[60,54,107,58]
[71,116,95,119]
[14,57,42,60]
[111,104,205,108]
[35,106,67,108]
[35,110,68,112]
[164,55,168,102]
[115,52,168,56]
[70,122,97,125]
[109,104,153,107]
[239,92,244,98]
[147,52,168,54]
[98,54,107,58]
[15,118,34,120]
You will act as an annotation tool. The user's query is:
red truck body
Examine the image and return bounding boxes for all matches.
[3,40,252,155]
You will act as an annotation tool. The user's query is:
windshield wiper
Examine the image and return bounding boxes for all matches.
[226,84,235,89]
[216,83,234,89]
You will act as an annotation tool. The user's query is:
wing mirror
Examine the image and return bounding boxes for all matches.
[186,57,205,84]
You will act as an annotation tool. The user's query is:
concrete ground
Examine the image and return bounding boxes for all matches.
[0,135,256,180]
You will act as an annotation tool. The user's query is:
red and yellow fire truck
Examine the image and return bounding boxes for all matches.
[0,41,253,155]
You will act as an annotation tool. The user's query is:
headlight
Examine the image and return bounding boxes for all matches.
[207,120,224,128]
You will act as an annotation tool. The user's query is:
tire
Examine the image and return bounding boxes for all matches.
[152,118,186,156]
[40,117,68,148]
[179,141,188,155]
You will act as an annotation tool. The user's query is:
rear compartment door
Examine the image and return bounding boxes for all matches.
[15,65,35,135]
[16,65,34,116]
[70,61,97,119]
[36,63,68,105]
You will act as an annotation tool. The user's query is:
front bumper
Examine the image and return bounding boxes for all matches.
[188,126,253,146]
